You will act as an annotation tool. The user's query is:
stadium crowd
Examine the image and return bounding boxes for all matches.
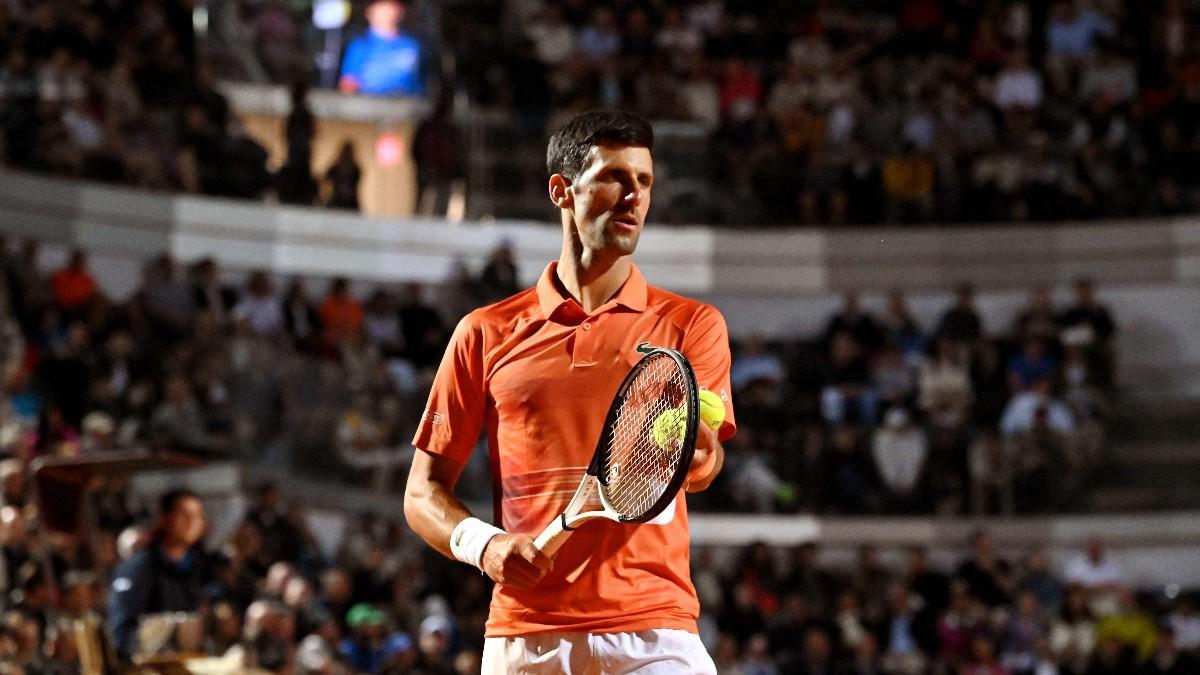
[446,0,1200,224]
[0,472,1197,674]
[0,237,1116,517]
[6,0,1200,225]
[0,234,1137,670]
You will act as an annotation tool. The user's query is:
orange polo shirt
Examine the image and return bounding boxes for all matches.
[413,262,736,637]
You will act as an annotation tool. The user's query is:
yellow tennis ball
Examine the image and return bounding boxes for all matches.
[699,389,726,430]
[652,407,688,449]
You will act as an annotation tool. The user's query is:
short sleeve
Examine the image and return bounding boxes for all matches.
[412,313,488,461]
[683,305,736,441]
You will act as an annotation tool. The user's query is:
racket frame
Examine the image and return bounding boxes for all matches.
[533,348,698,557]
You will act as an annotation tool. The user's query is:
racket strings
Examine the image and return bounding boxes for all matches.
[602,355,690,519]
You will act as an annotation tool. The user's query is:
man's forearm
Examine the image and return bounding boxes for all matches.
[403,476,474,559]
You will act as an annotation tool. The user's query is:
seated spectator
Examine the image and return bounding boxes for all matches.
[872,408,927,510]
[1095,590,1158,662]
[232,272,284,337]
[190,258,237,327]
[1000,376,1074,437]
[872,342,917,410]
[1007,339,1056,392]
[477,241,520,304]
[1020,550,1064,614]
[150,374,233,455]
[820,332,878,425]
[881,289,926,364]
[937,284,983,345]
[1012,286,1059,344]
[731,334,786,393]
[918,336,973,430]
[1167,595,1200,653]
[824,292,884,355]
[993,49,1043,111]
[319,277,363,352]
[1143,628,1196,675]
[957,531,1011,608]
[107,489,210,662]
[881,585,930,675]
[49,249,97,314]
[1063,538,1124,598]
[1057,277,1116,388]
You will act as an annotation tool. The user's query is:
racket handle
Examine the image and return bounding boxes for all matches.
[533,514,572,558]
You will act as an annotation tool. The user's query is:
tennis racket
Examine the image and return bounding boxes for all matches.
[533,347,699,558]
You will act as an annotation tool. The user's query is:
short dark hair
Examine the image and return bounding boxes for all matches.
[546,110,654,181]
[160,488,199,516]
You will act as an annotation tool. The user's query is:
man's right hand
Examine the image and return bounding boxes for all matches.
[480,533,552,589]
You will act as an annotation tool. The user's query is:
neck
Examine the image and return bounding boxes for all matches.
[160,539,190,562]
[556,238,632,314]
[372,25,398,39]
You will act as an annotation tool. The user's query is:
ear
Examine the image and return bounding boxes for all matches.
[548,174,573,209]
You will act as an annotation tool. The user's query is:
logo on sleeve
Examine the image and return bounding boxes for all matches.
[422,411,445,425]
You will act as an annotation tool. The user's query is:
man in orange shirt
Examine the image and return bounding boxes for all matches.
[405,110,735,673]
[318,277,364,350]
[51,249,98,313]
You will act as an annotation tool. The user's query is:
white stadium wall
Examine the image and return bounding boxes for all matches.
[3,167,1200,397]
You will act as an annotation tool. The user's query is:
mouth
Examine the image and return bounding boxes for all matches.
[611,214,640,231]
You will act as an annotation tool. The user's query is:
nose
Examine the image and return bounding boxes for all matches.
[623,184,643,208]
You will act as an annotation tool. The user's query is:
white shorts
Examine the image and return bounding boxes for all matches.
[481,628,716,674]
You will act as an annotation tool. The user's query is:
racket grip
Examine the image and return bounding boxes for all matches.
[533,514,572,558]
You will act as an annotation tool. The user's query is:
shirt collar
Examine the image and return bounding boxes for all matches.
[535,261,648,320]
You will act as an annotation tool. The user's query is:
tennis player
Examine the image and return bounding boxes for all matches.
[405,109,736,673]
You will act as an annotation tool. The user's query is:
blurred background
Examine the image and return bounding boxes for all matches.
[2,0,1200,673]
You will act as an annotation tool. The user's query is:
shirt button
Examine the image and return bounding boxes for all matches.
[582,322,592,331]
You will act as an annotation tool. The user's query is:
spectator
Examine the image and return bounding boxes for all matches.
[282,279,320,350]
[918,335,974,430]
[324,141,362,210]
[1063,538,1124,596]
[872,408,927,510]
[957,531,1011,608]
[821,332,878,425]
[731,334,786,393]
[1021,550,1064,613]
[1045,1,1115,61]
[1050,584,1098,672]
[318,277,363,351]
[993,49,1043,111]
[276,83,318,206]
[1013,287,1059,344]
[190,258,237,326]
[824,292,884,355]
[477,241,520,304]
[937,283,983,344]
[1007,339,1056,392]
[107,489,209,661]
[1167,595,1200,653]
[232,272,284,337]
[1000,376,1074,437]
[49,249,97,314]
[339,0,423,96]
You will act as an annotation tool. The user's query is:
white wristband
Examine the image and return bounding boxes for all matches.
[449,517,505,571]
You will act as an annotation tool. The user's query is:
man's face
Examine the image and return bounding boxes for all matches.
[367,0,403,31]
[166,496,208,547]
[560,144,654,258]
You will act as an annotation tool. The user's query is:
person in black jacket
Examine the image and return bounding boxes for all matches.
[107,489,210,661]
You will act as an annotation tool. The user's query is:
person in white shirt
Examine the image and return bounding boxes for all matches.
[1063,537,1123,589]
[993,49,1043,111]
[872,408,928,509]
